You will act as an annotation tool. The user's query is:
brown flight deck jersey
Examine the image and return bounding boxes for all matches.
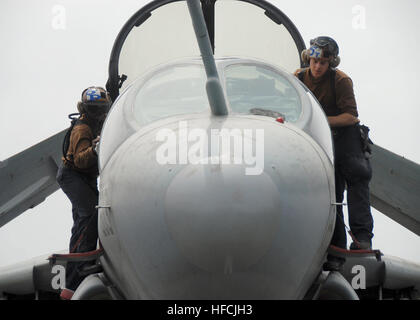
[294,67,358,118]
[62,115,99,177]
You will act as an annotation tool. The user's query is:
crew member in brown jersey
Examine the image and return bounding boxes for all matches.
[295,37,374,271]
[56,86,111,298]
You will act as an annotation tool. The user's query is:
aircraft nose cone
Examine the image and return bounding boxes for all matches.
[165,164,282,273]
[99,117,335,299]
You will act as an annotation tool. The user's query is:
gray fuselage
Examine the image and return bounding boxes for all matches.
[97,58,336,299]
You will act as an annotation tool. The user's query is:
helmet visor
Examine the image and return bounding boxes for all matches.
[309,37,337,58]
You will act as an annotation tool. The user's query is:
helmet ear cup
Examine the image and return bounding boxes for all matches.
[77,101,85,114]
[301,49,310,66]
[330,56,341,68]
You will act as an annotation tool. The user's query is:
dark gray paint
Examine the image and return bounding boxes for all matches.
[370,144,420,236]
[0,130,65,228]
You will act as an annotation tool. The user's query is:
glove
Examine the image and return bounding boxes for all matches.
[92,136,100,155]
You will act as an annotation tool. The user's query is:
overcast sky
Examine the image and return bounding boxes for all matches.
[0,0,419,269]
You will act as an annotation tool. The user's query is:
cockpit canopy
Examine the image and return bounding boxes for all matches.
[130,60,303,126]
[100,0,332,170]
[99,58,333,169]
[133,63,210,126]
[224,63,302,122]
[107,0,305,100]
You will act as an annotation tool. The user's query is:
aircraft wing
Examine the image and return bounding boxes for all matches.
[338,254,420,299]
[369,144,420,237]
[0,252,66,299]
[0,130,66,228]
[1,129,419,235]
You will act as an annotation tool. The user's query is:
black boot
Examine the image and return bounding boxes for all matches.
[323,254,346,272]
[350,233,372,250]
[350,240,372,250]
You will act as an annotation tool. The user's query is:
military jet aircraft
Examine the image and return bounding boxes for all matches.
[1,0,420,300]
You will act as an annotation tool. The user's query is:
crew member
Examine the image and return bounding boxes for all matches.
[56,86,111,298]
[295,37,374,270]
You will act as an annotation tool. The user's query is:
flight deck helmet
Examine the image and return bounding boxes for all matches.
[77,86,112,119]
[301,36,341,68]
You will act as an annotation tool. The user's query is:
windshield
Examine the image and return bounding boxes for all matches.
[133,64,210,126]
[224,64,302,122]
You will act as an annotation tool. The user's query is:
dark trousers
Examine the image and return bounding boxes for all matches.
[330,168,374,249]
[330,125,374,249]
[56,164,99,291]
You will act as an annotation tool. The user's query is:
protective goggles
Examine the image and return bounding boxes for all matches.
[309,37,338,58]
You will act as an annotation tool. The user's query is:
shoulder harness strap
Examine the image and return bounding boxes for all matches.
[330,68,337,105]
[62,113,86,162]
[298,69,306,82]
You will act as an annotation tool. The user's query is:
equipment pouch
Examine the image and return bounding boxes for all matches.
[359,124,373,158]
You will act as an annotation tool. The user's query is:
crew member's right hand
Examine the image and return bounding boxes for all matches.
[92,136,100,154]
